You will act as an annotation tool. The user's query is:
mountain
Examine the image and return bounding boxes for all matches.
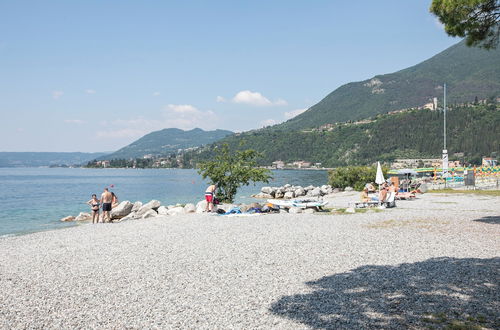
[102,128,233,160]
[280,40,500,130]
[184,103,499,167]
[0,152,109,167]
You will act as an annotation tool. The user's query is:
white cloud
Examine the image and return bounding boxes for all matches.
[52,90,64,100]
[64,119,86,124]
[85,89,96,94]
[95,105,219,141]
[261,119,278,127]
[216,96,226,103]
[231,90,287,106]
[153,92,161,96]
[284,108,307,119]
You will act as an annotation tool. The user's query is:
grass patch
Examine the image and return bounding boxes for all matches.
[429,189,500,196]
[421,312,489,329]
[315,207,383,215]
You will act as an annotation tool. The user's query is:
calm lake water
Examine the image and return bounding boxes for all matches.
[0,168,328,237]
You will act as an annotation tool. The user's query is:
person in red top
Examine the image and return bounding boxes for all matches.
[204,184,217,212]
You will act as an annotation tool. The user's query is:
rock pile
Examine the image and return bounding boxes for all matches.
[252,184,335,199]
[60,200,208,223]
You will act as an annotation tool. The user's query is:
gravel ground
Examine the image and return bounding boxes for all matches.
[1,192,499,329]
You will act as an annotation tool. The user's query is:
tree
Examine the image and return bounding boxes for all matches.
[197,144,272,203]
[430,0,500,49]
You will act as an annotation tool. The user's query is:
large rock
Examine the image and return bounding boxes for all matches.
[304,185,315,192]
[131,201,143,212]
[75,212,92,221]
[284,191,295,199]
[137,200,161,216]
[184,203,196,213]
[111,201,133,219]
[261,186,274,194]
[303,208,316,214]
[274,189,285,199]
[167,206,184,216]
[157,206,169,215]
[142,209,158,219]
[294,188,305,197]
[196,200,208,213]
[345,186,354,192]
[120,212,139,221]
[249,202,262,209]
[252,193,273,199]
[60,216,75,222]
[307,187,322,197]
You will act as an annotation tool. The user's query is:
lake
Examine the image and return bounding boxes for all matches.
[0,168,328,236]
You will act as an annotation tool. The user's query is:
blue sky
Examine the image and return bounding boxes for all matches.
[0,0,458,152]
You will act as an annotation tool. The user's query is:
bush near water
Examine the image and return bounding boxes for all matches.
[328,165,388,191]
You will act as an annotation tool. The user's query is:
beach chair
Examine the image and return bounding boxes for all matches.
[383,192,396,208]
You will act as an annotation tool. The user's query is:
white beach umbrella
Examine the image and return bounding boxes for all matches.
[375,162,385,205]
[375,162,385,185]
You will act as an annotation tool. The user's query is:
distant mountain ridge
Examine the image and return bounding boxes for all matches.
[0,152,109,167]
[102,128,233,160]
[280,40,500,130]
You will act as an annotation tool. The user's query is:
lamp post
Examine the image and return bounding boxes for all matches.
[442,83,448,188]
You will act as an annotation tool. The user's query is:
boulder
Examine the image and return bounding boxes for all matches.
[142,209,158,219]
[284,184,291,189]
[184,203,196,213]
[279,209,288,214]
[320,185,330,195]
[167,206,184,216]
[252,193,273,199]
[131,201,143,212]
[275,190,285,199]
[284,191,295,199]
[157,206,169,215]
[137,200,161,216]
[142,200,161,211]
[303,208,316,214]
[75,212,92,221]
[120,212,139,221]
[308,187,322,197]
[196,200,208,213]
[60,216,75,222]
[111,201,133,219]
[345,186,354,192]
[288,207,302,214]
[304,185,315,192]
[294,188,306,197]
[332,188,341,193]
[261,186,274,194]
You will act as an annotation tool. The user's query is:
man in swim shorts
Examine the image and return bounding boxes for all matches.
[204,184,217,212]
[101,187,113,223]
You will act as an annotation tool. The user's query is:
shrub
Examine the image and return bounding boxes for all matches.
[328,165,388,191]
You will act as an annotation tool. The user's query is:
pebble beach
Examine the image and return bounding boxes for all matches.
[1,192,499,329]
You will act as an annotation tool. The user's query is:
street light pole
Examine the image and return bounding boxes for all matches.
[442,83,448,188]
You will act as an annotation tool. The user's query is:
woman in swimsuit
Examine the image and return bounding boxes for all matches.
[111,192,119,209]
[86,194,100,224]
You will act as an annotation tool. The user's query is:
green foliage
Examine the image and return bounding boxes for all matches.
[328,166,388,191]
[197,144,272,203]
[430,0,500,49]
[277,40,499,130]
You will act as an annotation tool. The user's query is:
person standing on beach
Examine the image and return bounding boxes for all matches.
[205,184,217,212]
[101,188,113,223]
[86,194,100,224]
[111,192,119,209]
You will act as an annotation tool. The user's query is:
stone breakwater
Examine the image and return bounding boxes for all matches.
[252,184,339,199]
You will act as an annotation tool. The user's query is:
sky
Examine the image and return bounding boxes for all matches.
[0,0,459,152]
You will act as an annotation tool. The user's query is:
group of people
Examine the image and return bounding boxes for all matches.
[360,181,396,203]
[86,188,119,223]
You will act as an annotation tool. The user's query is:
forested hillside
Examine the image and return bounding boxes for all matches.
[101,128,233,160]
[280,40,500,130]
[185,103,499,167]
